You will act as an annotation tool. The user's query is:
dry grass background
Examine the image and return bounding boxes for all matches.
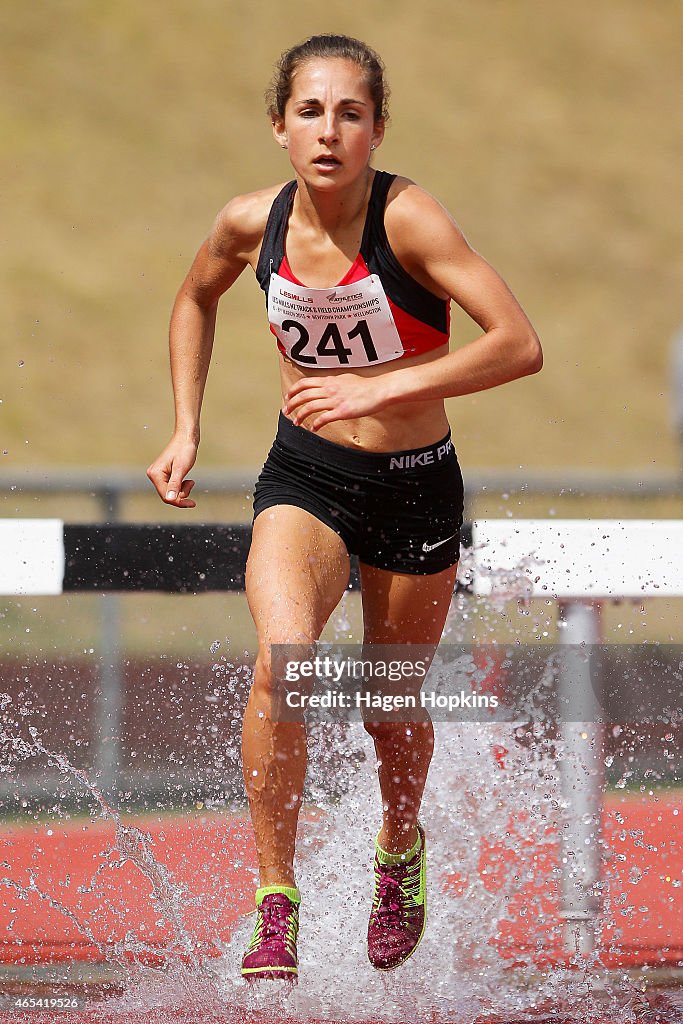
[2,0,683,479]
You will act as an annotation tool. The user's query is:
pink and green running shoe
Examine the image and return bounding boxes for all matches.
[367,822,427,971]
[241,885,300,982]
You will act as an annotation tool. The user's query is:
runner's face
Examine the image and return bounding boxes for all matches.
[275,58,384,186]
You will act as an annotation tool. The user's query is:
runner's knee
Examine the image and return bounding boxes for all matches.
[251,637,316,699]
[363,717,433,745]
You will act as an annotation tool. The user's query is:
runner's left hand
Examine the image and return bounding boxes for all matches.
[283,374,390,430]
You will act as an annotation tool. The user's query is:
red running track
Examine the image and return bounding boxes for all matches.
[1,792,680,970]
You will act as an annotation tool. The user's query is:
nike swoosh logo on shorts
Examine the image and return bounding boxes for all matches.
[422,534,457,553]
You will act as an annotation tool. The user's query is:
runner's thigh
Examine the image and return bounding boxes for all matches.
[247,505,351,647]
[357,562,458,720]
[359,562,459,646]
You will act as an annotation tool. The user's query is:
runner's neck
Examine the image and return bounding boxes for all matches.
[292,169,374,235]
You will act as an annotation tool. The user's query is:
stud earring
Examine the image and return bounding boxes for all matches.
[370,144,376,151]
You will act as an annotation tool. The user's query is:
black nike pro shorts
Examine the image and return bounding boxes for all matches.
[252,412,464,575]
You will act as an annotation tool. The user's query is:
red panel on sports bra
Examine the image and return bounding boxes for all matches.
[279,253,367,289]
[275,255,449,359]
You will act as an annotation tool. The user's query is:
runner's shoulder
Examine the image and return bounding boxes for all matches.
[385,175,458,232]
[208,183,289,261]
[384,174,467,260]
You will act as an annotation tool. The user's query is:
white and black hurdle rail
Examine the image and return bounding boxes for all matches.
[0,520,256,596]
[2,517,683,957]
[2,518,683,598]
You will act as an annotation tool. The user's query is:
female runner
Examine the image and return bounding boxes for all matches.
[147,34,542,982]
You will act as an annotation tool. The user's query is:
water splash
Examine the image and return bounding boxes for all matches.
[92,715,669,1023]
[0,724,204,975]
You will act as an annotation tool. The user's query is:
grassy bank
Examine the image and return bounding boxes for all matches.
[2,1,682,477]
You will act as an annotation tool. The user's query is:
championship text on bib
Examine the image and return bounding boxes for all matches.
[268,272,404,368]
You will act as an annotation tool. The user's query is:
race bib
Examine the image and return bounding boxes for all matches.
[268,272,404,368]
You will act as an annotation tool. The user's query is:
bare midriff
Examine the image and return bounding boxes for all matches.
[278,340,451,451]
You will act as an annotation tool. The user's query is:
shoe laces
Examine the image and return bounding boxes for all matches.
[372,862,420,929]
[255,895,298,954]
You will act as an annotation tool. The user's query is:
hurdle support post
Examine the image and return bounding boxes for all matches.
[96,487,124,797]
[557,599,604,956]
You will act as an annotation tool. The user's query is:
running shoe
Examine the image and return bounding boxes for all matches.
[241,885,300,981]
[367,822,426,970]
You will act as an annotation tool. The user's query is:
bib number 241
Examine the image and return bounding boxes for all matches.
[283,319,378,365]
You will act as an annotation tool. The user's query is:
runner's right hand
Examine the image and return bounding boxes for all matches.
[146,438,198,508]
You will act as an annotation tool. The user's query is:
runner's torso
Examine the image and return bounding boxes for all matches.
[253,171,451,451]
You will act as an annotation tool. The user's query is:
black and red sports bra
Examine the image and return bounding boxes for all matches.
[255,171,450,369]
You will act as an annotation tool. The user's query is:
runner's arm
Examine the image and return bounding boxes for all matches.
[147,196,263,505]
[381,185,542,405]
